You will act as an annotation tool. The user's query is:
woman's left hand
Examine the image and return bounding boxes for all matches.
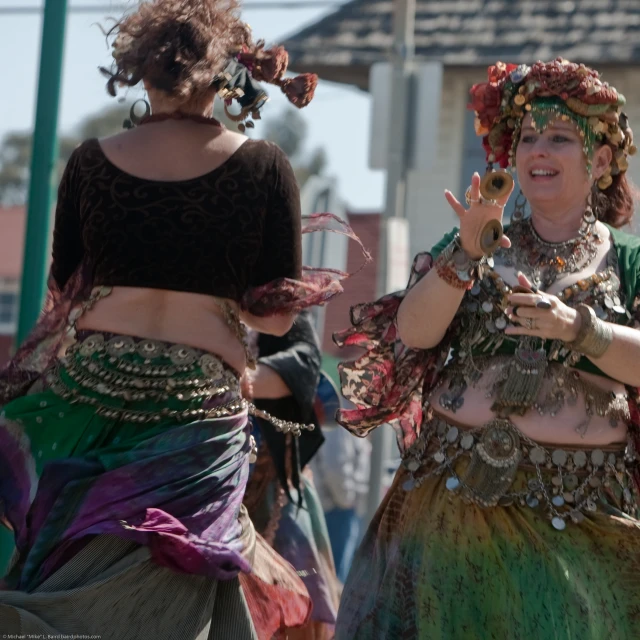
[504,273,581,343]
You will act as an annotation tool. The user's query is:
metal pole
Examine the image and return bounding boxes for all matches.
[366,0,416,525]
[16,0,69,345]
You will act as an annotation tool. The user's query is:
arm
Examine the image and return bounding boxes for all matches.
[397,267,467,349]
[239,310,295,336]
[250,363,292,399]
[51,148,84,290]
[246,144,302,336]
[398,173,512,349]
[582,325,640,387]
[251,311,322,404]
[506,273,640,387]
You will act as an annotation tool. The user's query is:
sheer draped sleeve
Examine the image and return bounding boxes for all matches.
[241,213,371,316]
[333,232,457,456]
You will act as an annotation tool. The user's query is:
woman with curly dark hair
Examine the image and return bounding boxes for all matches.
[0,1,359,637]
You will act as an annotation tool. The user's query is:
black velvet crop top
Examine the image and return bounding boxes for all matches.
[51,138,302,301]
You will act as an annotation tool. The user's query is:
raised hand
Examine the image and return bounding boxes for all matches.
[444,172,513,258]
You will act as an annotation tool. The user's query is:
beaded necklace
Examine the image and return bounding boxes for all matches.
[496,217,601,290]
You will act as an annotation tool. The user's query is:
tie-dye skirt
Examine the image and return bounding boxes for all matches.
[0,331,311,639]
[335,414,640,640]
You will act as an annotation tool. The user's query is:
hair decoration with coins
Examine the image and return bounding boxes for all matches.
[101,0,318,131]
[468,58,636,191]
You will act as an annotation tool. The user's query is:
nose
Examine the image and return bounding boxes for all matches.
[529,137,550,157]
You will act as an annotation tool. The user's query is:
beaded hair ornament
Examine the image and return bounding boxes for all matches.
[469,58,637,189]
[111,33,318,132]
[214,42,318,131]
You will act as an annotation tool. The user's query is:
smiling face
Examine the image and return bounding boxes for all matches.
[515,115,590,213]
[514,114,613,216]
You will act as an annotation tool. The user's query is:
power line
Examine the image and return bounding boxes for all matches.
[0,2,341,14]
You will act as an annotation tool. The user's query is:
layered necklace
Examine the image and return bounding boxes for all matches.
[497,216,601,290]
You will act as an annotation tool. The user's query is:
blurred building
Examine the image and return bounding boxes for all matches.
[0,206,25,364]
[284,0,640,257]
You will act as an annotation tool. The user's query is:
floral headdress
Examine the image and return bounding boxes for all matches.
[469,58,636,189]
[215,42,317,131]
[111,34,318,132]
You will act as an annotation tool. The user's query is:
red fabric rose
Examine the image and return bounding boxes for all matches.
[487,62,518,85]
[469,82,502,130]
[280,74,318,108]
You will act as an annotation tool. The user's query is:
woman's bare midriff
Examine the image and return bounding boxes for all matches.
[431,361,628,446]
[76,286,248,374]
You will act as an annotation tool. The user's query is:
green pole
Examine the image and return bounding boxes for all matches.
[16,0,69,345]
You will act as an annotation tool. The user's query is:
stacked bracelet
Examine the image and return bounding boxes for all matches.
[568,304,614,358]
[435,234,493,290]
[435,253,474,290]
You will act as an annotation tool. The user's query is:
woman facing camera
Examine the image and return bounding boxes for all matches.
[334,58,640,639]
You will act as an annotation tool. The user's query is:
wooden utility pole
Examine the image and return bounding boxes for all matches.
[366,0,417,526]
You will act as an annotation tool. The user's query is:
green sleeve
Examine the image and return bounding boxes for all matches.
[429,228,459,260]
[607,224,640,309]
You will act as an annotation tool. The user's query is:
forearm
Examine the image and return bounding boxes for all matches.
[397,268,466,349]
[240,310,295,337]
[250,363,292,399]
[583,324,640,387]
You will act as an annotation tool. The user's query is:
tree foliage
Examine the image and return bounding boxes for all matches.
[0,104,130,206]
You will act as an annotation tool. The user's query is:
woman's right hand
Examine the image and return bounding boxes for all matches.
[444,172,513,258]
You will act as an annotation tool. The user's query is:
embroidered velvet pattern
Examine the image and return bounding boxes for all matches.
[51,138,302,299]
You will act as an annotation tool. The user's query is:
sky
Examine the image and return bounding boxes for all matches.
[0,0,385,211]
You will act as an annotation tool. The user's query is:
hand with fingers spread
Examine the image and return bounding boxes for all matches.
[444,172,514,258]
[505,273,581,342]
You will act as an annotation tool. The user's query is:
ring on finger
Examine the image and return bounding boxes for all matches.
[479,196,501,207]
[536,297,552,310]
[465,187,480,206]
[524,318,537,330]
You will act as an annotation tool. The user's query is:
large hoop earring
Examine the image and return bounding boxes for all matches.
[511,188,528,221]
[123,99,151,129]
[583,189,598,226]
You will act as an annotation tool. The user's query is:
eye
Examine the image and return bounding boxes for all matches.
[520,134,536,144]
[551,135,571,143]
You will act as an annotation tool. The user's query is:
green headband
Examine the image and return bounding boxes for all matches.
[513,97,602,172]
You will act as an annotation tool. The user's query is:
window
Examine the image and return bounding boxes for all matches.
[0,291,17,330]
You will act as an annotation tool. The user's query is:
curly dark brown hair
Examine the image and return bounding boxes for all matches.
[596,172,638,229]
[100,0,253,103]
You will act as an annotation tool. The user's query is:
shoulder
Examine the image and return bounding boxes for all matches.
[607,223,640,252]
[606,223,640,303]
[232,138,289,174]
[65,138,103,171]
[607,223,640,276]
[248,139,291,167]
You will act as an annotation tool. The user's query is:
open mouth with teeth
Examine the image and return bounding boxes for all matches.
[530,169,559,178]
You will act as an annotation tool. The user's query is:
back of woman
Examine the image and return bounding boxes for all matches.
[0,1,343,638]
[68,124,301,371]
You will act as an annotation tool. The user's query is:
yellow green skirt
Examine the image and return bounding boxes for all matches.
[335,416,640,639]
